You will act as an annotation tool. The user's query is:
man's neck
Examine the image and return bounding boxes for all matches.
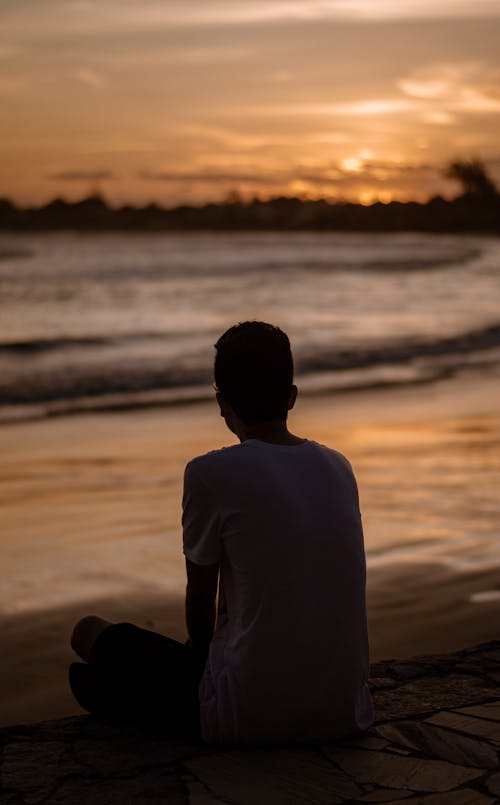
[238,421,306,446]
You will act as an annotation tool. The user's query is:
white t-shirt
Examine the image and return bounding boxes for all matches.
[182,438,373,745]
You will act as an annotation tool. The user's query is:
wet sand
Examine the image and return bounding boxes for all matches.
[1,562,499,728]
[1,367,499,727]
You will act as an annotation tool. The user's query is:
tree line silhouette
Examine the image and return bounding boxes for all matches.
[1,161,498,232]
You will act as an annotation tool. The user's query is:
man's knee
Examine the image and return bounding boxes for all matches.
[71,615,110,658]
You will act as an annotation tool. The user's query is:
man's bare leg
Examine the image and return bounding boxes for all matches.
[71,615,111,663]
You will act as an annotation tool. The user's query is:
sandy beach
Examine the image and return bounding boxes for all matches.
[1,367,499,727]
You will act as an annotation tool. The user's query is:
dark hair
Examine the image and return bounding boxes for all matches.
[214,321,293,425]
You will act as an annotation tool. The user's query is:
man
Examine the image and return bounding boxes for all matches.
[70,321,373,745]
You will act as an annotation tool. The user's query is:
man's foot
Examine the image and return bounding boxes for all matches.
[68,662,102,714]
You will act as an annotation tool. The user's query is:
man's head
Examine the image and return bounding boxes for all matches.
[214,321,295,427]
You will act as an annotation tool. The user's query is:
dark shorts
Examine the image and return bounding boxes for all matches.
[69,623,200,736]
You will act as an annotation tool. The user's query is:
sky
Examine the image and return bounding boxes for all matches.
[1,0,500,206]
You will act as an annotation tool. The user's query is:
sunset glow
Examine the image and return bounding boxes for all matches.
[1,0,499,205]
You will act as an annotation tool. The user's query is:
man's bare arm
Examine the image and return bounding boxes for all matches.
[185,557,219,675]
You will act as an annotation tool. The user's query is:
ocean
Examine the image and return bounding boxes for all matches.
[2,230,500,422]
[1,230,500,688]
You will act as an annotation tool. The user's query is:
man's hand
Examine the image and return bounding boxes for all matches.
[185,557,219,678]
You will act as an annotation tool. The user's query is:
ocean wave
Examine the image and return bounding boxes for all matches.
[0,386,213,424]
[296,322,500,373]
[0,242,481,283]
[352,251,481,272]
[0,363,212,405]
[2,320,500,360]
[0,336,111,354]
[2,356,498,425]
[0,247,33,261]
[2,321,500,420]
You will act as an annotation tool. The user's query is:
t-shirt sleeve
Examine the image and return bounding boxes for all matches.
[182,460,221,566]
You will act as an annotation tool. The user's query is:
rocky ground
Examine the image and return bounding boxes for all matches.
[1,641,499,804]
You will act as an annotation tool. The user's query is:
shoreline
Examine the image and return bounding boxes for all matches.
[1,560,498,728]
[1,369,499,727]
[2,355,500,428]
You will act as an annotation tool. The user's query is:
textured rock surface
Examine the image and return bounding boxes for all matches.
[1,641,498,804]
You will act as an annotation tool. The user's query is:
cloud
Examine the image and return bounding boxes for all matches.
[0,76,25,94]
[305,0,500,21]
[42,154,499,204]
[5,0,499,46]
[160,45,254,65]
[290,99,414,117]
[176,125,271,151]
[398,62,500,115]
[72,68,106,89]
[137,159,440,190]
[138,169,277,185]
[244,65,500,125]
[48,170,116,181]
[67,0,500,25]
[3,0,500,208]
[0,44,22,58]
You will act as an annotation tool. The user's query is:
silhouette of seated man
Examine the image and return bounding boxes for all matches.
[69,321,373,744]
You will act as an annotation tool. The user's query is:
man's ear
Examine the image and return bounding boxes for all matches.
[216,392,241,437]
[216,391,230,418]
[288,384,298,411]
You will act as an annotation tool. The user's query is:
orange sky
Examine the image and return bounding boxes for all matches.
[1,0,500,205]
